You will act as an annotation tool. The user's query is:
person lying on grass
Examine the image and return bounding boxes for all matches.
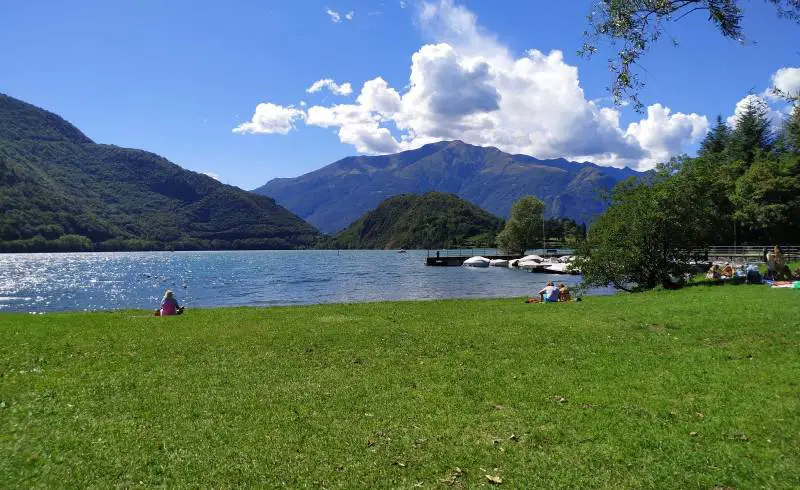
[721,263,735,279]
[155,289,184,316]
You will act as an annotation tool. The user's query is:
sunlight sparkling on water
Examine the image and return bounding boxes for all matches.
[0,250,595,312]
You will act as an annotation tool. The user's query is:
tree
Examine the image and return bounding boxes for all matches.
[727,96,774,165]
[699,115,731,155]
[732,152,800,242]
[779,103,800,152]
[578,162,718,291]
[580,0,800,110]
[496,196,545,255]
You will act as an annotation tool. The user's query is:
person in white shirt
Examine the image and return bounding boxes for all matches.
[538,281,561,303]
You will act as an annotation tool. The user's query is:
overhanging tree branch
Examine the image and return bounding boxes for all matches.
[580,0,800,111]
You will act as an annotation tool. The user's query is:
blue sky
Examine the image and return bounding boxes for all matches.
[1,1,798,189]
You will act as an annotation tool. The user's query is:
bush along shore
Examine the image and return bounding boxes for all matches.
[1,285,799,488]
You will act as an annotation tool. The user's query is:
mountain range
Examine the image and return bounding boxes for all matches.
[0,94,319,252]
[1,92,642,252]
[255,140,641,234]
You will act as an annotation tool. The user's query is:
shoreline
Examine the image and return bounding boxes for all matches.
[1,292,596,315]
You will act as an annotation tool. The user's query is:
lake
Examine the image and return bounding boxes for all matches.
[0,250,598,312]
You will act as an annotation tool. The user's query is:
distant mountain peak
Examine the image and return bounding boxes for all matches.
[254,140,641,234]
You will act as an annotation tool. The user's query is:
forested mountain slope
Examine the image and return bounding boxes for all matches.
[0,94,320,251]
[334,192,504,249]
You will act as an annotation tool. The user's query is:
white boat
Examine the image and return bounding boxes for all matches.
[519,254,544,263]
[518,260,549,271]
[544,263,580,274]
[462,256,491,268]
[544,263,569,273]
[489,259,509,267]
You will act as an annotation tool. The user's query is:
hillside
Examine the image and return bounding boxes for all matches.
[0,94,320,252]
[254,140,640,234]
[334,192,503,249]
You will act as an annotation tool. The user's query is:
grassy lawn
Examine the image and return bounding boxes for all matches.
[1,286,799,488]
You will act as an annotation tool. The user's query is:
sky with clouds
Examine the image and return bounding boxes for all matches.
[1,0,798,188]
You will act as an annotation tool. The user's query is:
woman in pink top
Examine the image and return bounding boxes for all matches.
[157,290,184,316]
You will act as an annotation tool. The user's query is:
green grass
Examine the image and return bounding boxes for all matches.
[2,286,799,488]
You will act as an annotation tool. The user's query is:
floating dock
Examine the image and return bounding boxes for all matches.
[425,249,573,267]
[425,254,520,266]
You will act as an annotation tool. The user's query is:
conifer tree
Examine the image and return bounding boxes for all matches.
[727,96,774,165]
[699,115,731,155]
[780,103,800,152]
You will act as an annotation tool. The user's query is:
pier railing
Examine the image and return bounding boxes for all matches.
[426,246,799,262]
[426,248,575,258]
[691,245,800,263]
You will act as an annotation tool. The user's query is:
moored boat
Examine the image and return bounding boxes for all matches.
[462,256,491,268]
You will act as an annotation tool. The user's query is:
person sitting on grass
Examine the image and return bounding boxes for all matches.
[766,246,785,279]
[746,264,763,284]
[706,264,720,280]
[558,283,571,302]
[538,281,560,303]
[156,289,184,316]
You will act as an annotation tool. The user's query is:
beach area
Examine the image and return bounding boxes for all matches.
[2,285,798,488]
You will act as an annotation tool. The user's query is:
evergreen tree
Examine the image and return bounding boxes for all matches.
[727,96,774,165]
[780,104,800,153]
[699,115,731,155]
[732,153,800,243]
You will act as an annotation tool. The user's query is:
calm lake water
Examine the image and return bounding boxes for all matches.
[0,250,599,313]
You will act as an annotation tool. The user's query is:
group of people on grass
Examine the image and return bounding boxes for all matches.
[526,281,572,303]
[705,245,798,283]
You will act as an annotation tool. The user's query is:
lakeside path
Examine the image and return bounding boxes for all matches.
[1,287,799,488]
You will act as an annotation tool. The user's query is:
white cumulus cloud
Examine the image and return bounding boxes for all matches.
[241,0,710,170]
[345,11,354,20]
[625,104,709,168]
[201,171,221,181]
[307,79,354,96]
[356,77,402,117]
[232,103,306,135]
[770,66,800,99]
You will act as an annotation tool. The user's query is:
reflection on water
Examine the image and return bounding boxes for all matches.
[0,250,605,312]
